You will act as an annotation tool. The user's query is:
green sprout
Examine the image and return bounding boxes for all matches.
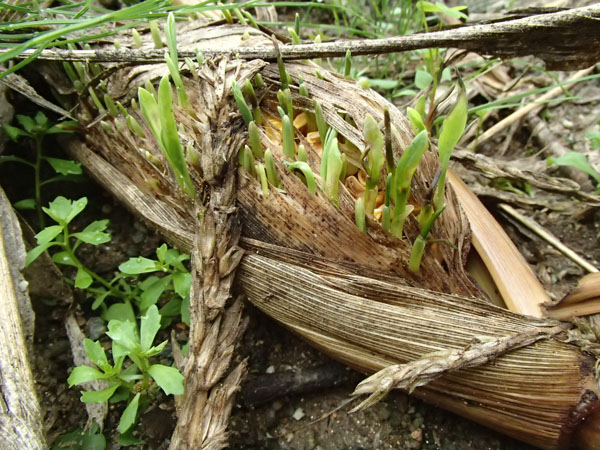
[264,149,280,188]
[285,161,317,194]
[232,81,253,125]
[355,197,366,232]
[68,305,184,438]
[138,76,195,198]
[433,73,467,209]
[409,204,446,273]
[282,115,296,159]
[248,121,264,158]
[362,114,385,215]
[1,112,79,228]
[391,129,428,238]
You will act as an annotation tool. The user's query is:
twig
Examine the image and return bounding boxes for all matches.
[498,203,598,273]
[10,5,600,69]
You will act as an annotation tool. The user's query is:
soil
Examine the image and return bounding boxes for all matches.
[2,1,600,449]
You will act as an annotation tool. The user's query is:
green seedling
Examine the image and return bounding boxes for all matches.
[88,87,105,113]
[52,422,105,450]
[244,79,261,124]
[233,8,247,26]
[126,115,146,139]
[131,28,142,48]
[282,115,296,159]
[294,12,301,39]
[297,144,308,162]
[409,204,446,273]
[277,88,294,123]
[1,112,80,228]
[275,38,291,90]
[231,81,253,125]
[138,75,195,198]
[239,145,256,177]
[256,162,269,197]
[25,197,110,290]
[254,73,264,88]
[547,152,600,187]
[68,305,184,437]
[355,197,366,232]
[285,161,317,194]
[434,74,467,209]
[104,94,119,117]
[391,129,429,238]
[407,107,426,134]
[343,50,352,78]
[149,20,162,48]
[315,101,328,145]
[323,136,343,205]
[362,114,385,215]
[248,121,264,158]
[288,27,301,45]
[264,149,280,188]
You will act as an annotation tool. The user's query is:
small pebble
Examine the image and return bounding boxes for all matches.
[86,316,106,340]
[266,365,275,374]
[292,407,305,421]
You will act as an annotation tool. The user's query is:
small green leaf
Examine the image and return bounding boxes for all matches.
[75,268,93,289]
[117,431,142,446]
[83,338,109,370]
[282,115,295,159]
[72,219,110,245]
[548,152,600,185]
[159,298,182,318]
[81,383,120,403]
[17,114,36,133]
[52,251,77,267]
[139,275,171,310]
[25,242,52,267]
[156,243,167,264]
[45,157,83,176]
[119,256,161,274]
[181,296,190,325]
[106,319,139,352]
[148,364,184,396]
[35,225,63,245]
[13,198,36,210]
[118,393,141,434]
[415,70,433,89]
[43,196,87,226]
[172,272,191,299]
[140,305,161,352]
[248,121,264,159]
[138,87,161,140]
[68,365,106,386]
[232,81,253,125]
[2,124,28,141]
[407,107,426,134]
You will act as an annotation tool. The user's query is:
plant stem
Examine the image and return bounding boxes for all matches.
[33,136,44,229]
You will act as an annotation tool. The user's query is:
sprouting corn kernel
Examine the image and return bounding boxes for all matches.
[293,112,308,131]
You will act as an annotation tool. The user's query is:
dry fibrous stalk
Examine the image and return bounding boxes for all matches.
[52,16,600,450]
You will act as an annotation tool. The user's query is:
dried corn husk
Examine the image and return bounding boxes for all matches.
[57,18,600,450]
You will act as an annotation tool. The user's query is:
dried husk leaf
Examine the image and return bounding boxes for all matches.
[58,19,600,450]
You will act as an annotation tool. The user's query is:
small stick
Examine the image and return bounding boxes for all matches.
[498,203,598,274]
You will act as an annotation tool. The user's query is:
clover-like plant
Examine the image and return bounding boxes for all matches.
[68,305,184,440]
[1,111,79,228]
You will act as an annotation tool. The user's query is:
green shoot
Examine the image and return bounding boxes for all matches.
[362,114,385,215]
[434,74,467,209]
[282,115,296,159]
[138,76,195,198]
[324,137,343,205]
[248,121,264,158]
[239,145,256,177]
[391,130,429,238]
[1,112,79,228]
[256,162,269,197]
[264,149,280,188]
[68,305,184,436]
[409,204,446,273]
[355,197,366,232]
[285,161,317,194]
[232,81,253,125]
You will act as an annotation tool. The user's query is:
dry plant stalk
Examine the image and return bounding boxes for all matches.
[50,17,600,450]
[0,187,46,450]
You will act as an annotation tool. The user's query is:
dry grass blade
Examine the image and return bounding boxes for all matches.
[448,171,550,317]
